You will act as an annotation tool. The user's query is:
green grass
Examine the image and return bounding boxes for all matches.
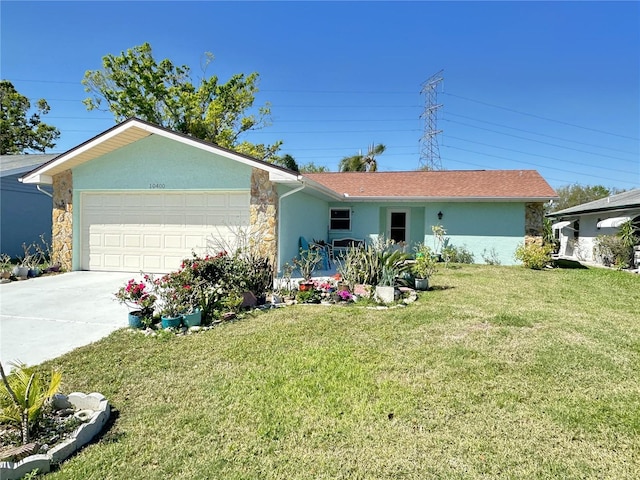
[36,265,639,479]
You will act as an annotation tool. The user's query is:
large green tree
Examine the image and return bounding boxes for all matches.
[299,161,329,173]
[552,184,624,212]
[272,153,299,172]
[338,143,386,172]
[0,80,60,154]
[82,43,281,160]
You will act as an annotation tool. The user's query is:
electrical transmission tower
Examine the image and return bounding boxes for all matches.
[419,70,444,170]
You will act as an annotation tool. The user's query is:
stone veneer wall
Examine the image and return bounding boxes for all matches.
[524,202,545,246]
[250,169,278,266]
[52,170,73,271]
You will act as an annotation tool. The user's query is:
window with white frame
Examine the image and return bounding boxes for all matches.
[330,208,351,230]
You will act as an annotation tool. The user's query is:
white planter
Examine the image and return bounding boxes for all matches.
[0,392,111,480]
[375,286,396,304]
[11,266,28,279]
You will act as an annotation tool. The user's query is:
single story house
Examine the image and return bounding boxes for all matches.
[20,118,557,274]
[547,189,640,264]
[1,154,56,258]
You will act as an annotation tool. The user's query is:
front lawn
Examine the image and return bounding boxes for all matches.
[39,265,639,479]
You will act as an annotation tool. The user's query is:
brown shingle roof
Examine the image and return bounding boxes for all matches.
[304,170,557,200]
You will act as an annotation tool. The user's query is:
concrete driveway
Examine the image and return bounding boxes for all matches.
[1,271,136,369]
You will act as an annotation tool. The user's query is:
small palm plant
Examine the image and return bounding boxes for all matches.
[0,361,62,444]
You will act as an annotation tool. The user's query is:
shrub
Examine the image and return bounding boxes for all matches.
[0,361,61,444]
[443,244,475,264]
[337,238,411,289]
[514,242,553,269]
[481,247,501,265]
[413,244,438,279]
[593,235,632,269]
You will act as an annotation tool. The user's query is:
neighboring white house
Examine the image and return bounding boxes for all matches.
[1,155,56,258]
[547,189,640,265]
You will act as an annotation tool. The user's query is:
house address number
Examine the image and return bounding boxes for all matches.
[149,183,166,189]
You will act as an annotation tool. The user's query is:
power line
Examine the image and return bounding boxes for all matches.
[442,144,638,185]
[443,119,638,163]
[439,156,572,185]
[445,112,638,155]
[443,92,640,141]
[445,135,636,175]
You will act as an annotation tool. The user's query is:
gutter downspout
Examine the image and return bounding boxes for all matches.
[36,185,53,198]
[276,178,306,274]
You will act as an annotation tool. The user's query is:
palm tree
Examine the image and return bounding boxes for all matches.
[338,143,386,172]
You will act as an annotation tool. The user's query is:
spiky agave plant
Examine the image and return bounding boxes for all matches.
[0,361,62,444]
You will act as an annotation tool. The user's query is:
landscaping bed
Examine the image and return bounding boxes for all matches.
[23,264,639,479]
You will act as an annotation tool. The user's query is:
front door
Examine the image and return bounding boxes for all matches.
[388,209,410,244]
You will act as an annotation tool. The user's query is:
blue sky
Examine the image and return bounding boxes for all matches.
[1,1,638,190]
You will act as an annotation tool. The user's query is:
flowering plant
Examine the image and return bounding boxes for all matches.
[336,290,353,301]
[151,272,191,318]
[114,278,156,316]
[312,279,336,292]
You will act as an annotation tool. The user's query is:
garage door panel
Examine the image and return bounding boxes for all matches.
[89,233,102,247]
[207,195,226,207]
[185,235,207,249]
[123,256,142,270]
[104,234,121,247]
[103,196,124,208]
[229,196,247,207]
[165,214,185,225]
[143,235,162,248]
[81,191,249,272]
[143,195,164,207]
[186,195,207,207]
[142,256,162,270]
[123,235,141,248]
[103,255,122,268]
[164,235,182,249]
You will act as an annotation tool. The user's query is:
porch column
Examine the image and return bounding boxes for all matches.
[52,170,73,271]
[250,169,278,266]
[525,202,544,245]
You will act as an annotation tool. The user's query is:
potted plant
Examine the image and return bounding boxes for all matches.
[11,244,31,279]
[152,274,184,329]
[114,278,157,328]
[0,253,12,281]
[293,248,321,290]
[413,244,438,291]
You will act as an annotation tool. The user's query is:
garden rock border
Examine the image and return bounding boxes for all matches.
[0,392,110,480]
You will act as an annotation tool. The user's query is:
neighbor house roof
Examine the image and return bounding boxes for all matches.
[303,170,557,202]
[1,154,58,177]
[548,188,640,217]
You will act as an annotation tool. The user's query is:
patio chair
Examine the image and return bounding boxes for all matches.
[299,237,331,271]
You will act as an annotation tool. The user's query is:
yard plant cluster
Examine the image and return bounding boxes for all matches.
[115,250,273,327]
[0,361,74,456]
[0,236,61,282]
[28,263,640,479]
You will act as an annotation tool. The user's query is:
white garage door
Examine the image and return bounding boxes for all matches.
[81,191,250,272]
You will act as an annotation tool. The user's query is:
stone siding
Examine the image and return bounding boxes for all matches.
[525,202,544,240]
[52,170,73,271]
[250,169,278,266]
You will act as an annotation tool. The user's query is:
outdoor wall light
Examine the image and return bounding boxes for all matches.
[437,211,443,220]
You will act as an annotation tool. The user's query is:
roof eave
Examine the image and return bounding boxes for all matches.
[20,118,300,185]
[299,176,344,200]
[547,203,640,218]
[339,195,556,203]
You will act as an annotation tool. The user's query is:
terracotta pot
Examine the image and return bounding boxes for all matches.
[298,281,314,292]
